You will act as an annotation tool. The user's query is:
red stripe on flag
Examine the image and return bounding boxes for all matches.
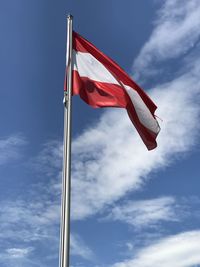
[73,70,127,108]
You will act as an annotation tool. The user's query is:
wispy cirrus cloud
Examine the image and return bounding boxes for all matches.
[1,1,199,267]
[71,63,200,220]
[0,246,39,267]
[0,135,27,165]
[29,140,62,176]
[71,234,94,261]
[106,197,178,229]
[23,1,200,226]
[5,247,34,259]
[112,230,200,267]
[0,199,60,243]
[106,196,200,232]
[32,53,200,222]
[0,194,94,265]
[67,0,200,221]
[133,0,200,79]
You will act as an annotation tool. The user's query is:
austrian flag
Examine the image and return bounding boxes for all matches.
[68,31,160,150]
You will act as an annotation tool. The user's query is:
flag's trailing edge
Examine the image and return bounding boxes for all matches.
[66,31,160,150]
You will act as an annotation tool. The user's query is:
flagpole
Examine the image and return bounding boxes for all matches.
[59,14,73,267]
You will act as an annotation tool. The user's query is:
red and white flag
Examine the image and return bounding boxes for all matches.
[66,31,160,150]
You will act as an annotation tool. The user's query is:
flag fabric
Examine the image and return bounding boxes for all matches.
[67,31,160,150]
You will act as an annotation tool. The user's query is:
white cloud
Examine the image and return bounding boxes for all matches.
[106,196,200,230]
[0,135,27,165]
[71,234,94,261]
[30,140,62,176]
[6,247,34,259]
[1,2,199,266]
[112,230,200,267]
[133,0,200,79]
[24,1,200,226]
[36,59,200,223]
[106,197,178,229]
[66,0,200,221]
[0,246,38,267]
[125,242,134,252]
[0,197,94,263]
[71,59,200,220]
[0,198,60,242]
[24,59,200,233]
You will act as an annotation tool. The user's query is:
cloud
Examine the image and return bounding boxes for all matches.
[0,185,61,266]
[25,2,200,226]
[71,234,94,261]
[1,2,199,266]
[29,140,62,176]
[0,195,94,264]
[0,246,38,267]
[0,135,27,165]
[112,230,200,267]
[5,247,34,259]
[106,197,178,229]
[71,58,200,220]
[133,0,200,79]
[35,52,200,222]
[65,0,200,221]
[0,199,60,246]
[106,196,200,232]
[13,8,199,267]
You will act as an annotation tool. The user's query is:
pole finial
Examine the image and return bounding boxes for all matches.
[67,14,73,20]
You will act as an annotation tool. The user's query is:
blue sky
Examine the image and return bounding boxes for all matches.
[0,0,200,266]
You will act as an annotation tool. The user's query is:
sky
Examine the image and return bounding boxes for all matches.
[0,0,200,266]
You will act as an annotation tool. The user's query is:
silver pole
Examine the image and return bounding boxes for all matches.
[59,14,73,267]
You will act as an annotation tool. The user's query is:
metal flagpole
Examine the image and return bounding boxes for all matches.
[59,14,73,267]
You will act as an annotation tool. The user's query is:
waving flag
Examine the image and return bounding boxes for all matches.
[67,31,160,150]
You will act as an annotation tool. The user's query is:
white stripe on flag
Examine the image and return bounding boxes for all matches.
[73,50,119,84]
[124,85,160,133]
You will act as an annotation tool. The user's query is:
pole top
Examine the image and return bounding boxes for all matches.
[67,14,73,20]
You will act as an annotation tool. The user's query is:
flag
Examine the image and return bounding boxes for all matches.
[67,31,160,150]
